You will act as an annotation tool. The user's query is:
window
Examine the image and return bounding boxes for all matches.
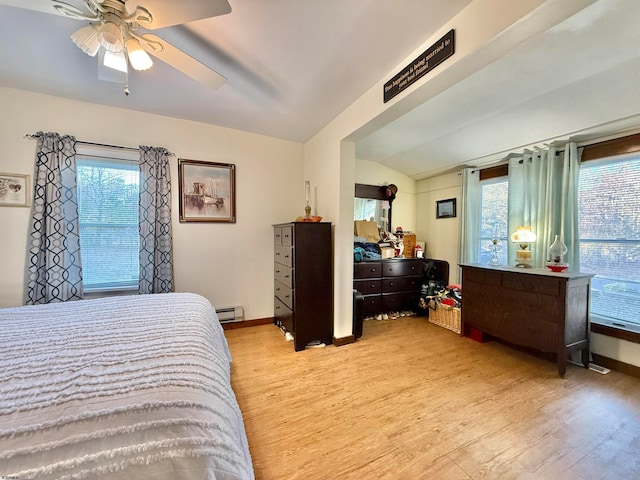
[478,177,509,265]
[578,154,640,330]
[76,155,140,291]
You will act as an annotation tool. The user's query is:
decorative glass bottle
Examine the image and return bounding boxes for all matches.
[489,239,501,265]
[546,235,568,271]
[304,180,311,218]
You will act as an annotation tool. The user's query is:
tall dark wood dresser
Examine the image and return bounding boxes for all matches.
[273,222,333,351]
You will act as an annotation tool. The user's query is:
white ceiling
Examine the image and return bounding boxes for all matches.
[1,0,639,180]
[0,0,471,141]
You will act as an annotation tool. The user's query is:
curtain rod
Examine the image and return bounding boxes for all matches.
[25,133,174,156]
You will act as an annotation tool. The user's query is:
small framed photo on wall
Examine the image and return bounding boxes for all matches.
[436,198,456,219]
[0,173,30,207]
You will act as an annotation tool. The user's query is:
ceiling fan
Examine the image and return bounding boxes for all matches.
[1,0,231,94]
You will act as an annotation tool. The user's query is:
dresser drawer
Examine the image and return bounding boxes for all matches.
[362,294,383,316]
[382,275,421,293]
[354,261,382,279]
[274,226,283,245]
[463,267,501,286]
[382,259,422,277]
[281,224,293,247]
[502,272,560,296]
[274,264,293,288]
[382,291,418,311]
[274,296,294,333]
[275,280,294,309]
[274,245,293,267]
[354,278,381,295]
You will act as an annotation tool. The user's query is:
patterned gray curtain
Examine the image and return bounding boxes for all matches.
[26,132,83,304]
[139,146,174,294]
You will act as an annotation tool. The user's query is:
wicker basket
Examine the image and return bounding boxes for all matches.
[428,302,461,334]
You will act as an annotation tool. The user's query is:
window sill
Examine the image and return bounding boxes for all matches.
[84,287,138,300]
[591,317,640,345]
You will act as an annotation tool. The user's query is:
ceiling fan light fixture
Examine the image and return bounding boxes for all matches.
[70,24,100,57]
[98,21,123,52]
[103,49,128,73]
[125,38,153,71]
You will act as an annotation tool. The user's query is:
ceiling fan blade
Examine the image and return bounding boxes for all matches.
[0,0,96,20]
[139,33,226,89]
[125,0,231,29]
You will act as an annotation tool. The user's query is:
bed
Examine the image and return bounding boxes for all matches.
[0,292,254,480]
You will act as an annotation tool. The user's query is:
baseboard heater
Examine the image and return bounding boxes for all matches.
[215,305,244,323]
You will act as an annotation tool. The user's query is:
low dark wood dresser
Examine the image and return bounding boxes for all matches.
[460,263,594,376]
[354,258,422,317]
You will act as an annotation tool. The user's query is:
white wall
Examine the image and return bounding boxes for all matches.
[416,172,462,284]
[592,333,640,369]
[0,86,303,320]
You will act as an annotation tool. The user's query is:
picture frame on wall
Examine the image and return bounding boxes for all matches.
[0,173,30,207]
[178,159,236,223]
[436,198,456,219]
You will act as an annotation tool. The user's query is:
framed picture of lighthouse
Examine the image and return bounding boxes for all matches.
[178,159,236,223]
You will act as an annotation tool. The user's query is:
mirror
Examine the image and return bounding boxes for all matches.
[354,183,396,232]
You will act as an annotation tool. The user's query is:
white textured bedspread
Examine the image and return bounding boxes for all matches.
[0,293,254,480]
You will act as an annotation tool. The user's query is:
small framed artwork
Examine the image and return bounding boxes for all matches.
[178,159,236,223]
[436,198,456,219]
[0,173,30,207]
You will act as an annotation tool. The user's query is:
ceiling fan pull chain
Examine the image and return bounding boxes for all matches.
[124,69,130,96]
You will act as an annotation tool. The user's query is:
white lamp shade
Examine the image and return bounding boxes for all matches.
[103,49,128,73]
[510,226,537,244]
[125,38,153,71]
[98,22,123,52]
[71,24,100,57]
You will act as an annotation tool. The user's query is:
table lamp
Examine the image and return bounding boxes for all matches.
[511,226,537,268]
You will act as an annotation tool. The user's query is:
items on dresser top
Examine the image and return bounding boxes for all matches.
[273,222,333,351]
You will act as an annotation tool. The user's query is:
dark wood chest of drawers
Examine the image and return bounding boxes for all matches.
[353,258,423,316]
[460,263,593,376]
[273,222,333,351]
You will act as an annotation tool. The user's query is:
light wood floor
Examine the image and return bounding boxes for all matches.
[224,317,640,480]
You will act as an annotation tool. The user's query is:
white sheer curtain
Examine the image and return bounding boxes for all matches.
[507,142,581,270]
[458,168,481,266]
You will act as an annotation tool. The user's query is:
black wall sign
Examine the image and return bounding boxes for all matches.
[384,29,455,103]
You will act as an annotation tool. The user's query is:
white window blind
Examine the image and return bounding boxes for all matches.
[76,156,140,291]
[478,177,509,265]
[578,154,640,328]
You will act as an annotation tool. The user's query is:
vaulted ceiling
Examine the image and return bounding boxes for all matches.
[1,0,638,180]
